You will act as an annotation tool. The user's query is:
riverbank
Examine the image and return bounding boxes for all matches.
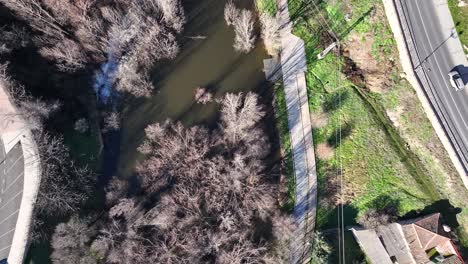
[288,0,468,261]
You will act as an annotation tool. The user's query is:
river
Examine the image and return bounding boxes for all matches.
[117,0,270,178]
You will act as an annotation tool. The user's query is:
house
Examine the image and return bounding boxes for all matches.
[350,213,465,264]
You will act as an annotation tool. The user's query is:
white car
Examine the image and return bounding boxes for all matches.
[448,70,465,91]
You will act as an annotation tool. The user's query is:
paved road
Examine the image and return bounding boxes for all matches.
[276,0,317,263]
[398,0,468,175]
[0,138,24,261]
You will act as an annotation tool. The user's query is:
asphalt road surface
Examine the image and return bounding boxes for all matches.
[400,0,468,171]
[0,138,24,261]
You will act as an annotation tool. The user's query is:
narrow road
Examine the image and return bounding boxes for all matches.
[276,0,318,263]
[395,0,468,188]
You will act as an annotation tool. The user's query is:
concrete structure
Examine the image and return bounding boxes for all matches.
[0,80,41,264]
[269,0,318,263]
[351,213,464,264]
[387,0,468,189]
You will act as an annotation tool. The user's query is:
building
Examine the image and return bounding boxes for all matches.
[351,213,464,264]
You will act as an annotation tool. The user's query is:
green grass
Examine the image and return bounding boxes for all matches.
[286,0,454,261]
[448,0,468,53]
[273,83,295,212]
[63,127,101,170]
[255,0,277,16]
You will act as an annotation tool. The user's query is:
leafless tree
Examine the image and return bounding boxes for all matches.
[0,25,29,54]
[0,0,68,37]
[51,216,97,264]
[35,132,95,217]
[151,0,186,33]
[219,92,265,145]
[232,10,256,53]
[224,3,256,53]
[39,38,87,72]
[1,0,185,75]
[1,67,60,131]
[104,111,120,131]
[224,1,237,26]
[112,93,288,262]
[105,177,129,206]
[260,13,280,56]
[74,118,89,133]
[194,87,213,104]
[114,57,153,98]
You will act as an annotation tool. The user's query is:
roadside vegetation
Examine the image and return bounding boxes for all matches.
[273,83,295,212]
[448,0,468,54]
[288,0,468,261]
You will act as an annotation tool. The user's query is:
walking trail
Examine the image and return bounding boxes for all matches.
[275,0,318,263]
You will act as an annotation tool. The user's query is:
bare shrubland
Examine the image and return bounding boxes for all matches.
[51,217,97,264]
[1,64,94,241]
[34,132,95,217]
[0,0,186,97]
[50,92,293,263]
[0,25,29,54]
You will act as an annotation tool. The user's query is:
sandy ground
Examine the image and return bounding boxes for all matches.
[344,33,394,93]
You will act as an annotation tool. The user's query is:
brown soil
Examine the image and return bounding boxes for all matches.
[316,143,334,160]
[310,112,328,129]
[343,33,394,93]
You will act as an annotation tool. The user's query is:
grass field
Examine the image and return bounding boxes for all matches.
[287,0,468,260]
[448,0,468,54]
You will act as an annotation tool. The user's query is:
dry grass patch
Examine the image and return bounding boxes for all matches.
[311,112,329,129]
[316,143,334,160]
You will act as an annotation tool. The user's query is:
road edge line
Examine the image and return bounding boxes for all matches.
[382,0,468,190]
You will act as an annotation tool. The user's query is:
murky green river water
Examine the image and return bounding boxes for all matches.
[118,0,270,177]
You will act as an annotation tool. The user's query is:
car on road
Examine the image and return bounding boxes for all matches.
[448,70,466,91]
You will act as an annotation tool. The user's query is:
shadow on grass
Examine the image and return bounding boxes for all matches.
[327,122,354,148]
[323,90,349,113]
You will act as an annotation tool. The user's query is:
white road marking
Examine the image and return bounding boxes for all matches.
[0,190,23,211]
[0,227,15,240]
[0,208,19,225]
[415,1,468,134]
[2,171,23,195]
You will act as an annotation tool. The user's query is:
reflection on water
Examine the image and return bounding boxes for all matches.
[118,0,269,177]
